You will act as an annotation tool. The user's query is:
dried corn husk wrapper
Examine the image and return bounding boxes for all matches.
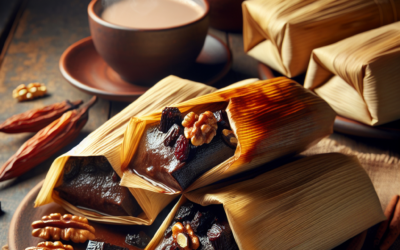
[34,76,218,225]
[304,22,400,126]
[119,77,336,223]
[147,153,385,250]
[242,0,400,77]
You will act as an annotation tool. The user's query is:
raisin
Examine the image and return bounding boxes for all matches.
[174,135,190,162]
[163,124,183,147]
[159,107,182,133]
[190,210,216,235]
[112,172,120,182]
[213,110,230,129]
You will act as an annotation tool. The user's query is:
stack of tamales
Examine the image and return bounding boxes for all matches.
[242,0,400,77]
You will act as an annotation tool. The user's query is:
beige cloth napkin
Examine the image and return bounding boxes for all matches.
[304,21,400,126]
[242,0,400,78]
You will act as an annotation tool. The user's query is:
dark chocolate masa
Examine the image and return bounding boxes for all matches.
[55,156,142,216]
[128,108,236,191]
[156,202,238,250]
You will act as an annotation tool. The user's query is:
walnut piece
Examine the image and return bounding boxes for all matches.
[31,213,95,243]
[172,222,200,250]
[12,83,47,101]
[25,241,73,250]
[182,111,217,146]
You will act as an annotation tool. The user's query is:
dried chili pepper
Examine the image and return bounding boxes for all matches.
[0,96,97,182]
[0,100,83,133]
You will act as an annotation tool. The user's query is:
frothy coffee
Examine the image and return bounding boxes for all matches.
[101,0,204,29]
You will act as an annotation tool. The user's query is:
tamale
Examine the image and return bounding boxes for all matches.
[120,77,335,202]
[147,154,385,250]
[242,0,400,77]
[304,21,400,126]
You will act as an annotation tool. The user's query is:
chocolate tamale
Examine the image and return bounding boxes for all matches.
[242,0,400,77]
[147,154,385,250]
[304,21,400,126]
[128,108,236,192]
[55,156,142,216]
[121,77,336,195]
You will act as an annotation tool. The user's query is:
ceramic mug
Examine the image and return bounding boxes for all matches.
[88,0,209,86]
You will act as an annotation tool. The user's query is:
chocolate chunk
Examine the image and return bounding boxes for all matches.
[171,133,235,190]
[130,126,235,191]
[159,107,182,133]
[174,202,197,222]
[163,124,183,147]
[86,240,128,250]
[190,210,216,235]
[213,110,230,129]
[125,231,151,249]
[56,156,142,216]
[207,222,238,250]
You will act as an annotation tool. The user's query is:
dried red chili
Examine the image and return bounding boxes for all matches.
[0,96,97,181]
[0,100,83,133]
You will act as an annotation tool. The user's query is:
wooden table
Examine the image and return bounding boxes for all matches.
[0,0,399,248]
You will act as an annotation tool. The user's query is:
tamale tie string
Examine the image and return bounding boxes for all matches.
[373,0,398,26]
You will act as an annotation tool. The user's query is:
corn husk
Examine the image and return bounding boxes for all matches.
[147,153,385,250]
[119,77,336,223]
[242,0,400,78]
[304,21,400,126]
[34,76,217,225]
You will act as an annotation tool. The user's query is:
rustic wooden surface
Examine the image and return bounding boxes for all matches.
[0,0,399,248]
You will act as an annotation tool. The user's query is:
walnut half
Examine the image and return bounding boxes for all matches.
[172,222,200,250]
[182,111,217,146]
[31,213,95,243]
[12,83,47,101]
[25,241,73,250]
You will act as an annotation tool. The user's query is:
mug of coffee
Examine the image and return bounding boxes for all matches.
[88,0,209,86]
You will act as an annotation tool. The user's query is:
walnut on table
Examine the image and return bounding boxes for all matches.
[31,213,95,243]
[182,111,218,146]
[12,83,47,101]
[25,241,73,250]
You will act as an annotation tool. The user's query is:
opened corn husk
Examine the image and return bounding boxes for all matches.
[242,0,400,77]
[34,76,218,225]
[147,153,385,250]
[304,21,400,126]
[119,77,336,223]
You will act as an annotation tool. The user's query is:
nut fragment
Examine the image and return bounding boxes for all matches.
[25,241,73,250]
[12,83,47,101]
[172,222,200,250]
[183,111,217,146]
[31,213,95,243]
[222,129,238,148]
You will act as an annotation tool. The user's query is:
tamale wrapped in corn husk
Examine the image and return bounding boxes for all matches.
[119,77,335,223]
[304,21,400,126]
[147,153,385,250]
[35,75,335,225]
[242,0,400,77]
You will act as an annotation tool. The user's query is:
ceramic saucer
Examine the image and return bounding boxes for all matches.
[258,63,400,139]
[59,34,232,102]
